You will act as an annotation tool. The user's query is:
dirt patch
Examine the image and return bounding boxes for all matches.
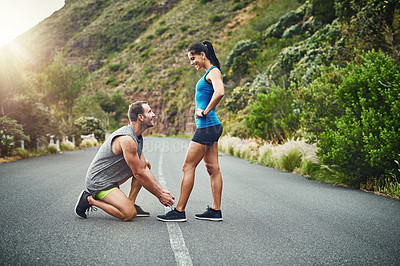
[217,2,259,41]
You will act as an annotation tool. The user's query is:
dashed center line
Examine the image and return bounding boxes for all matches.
[158,151,193,266]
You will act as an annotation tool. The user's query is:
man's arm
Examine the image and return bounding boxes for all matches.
[116,136,174,206]
[140,152,174,198]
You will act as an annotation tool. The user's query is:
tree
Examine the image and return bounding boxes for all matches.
[43,52,87,122]
[93,90,130,130]
[110,90,130,122]
[7,95,60,147]
[75,116,106,141]
[0,51,24,116]
[0,116,29,157]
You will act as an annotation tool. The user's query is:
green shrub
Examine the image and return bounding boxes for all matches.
[179,25,189,32]
[259,149,274,167]
[234,149,241,158]
[372,177,400,199]
[228,145,234,156]
[225,40,261,77]
[38,147,49,156]
[233,2,245,11]
[47,144,59,154]
[106,74,116,85]
[0,116,29,157]
[80,139,93,148]
[108,63,121,72]
[138,48,151,62]
[177,39,192,50]
[226,73,272,113]
[245,85,299,141]
[79,138,99,148]
[265,1,311,38]
[317,50,400,185]
[295,65,344,141]
[209,14,225,23]
[60,141,75,151]
[146,34,155,40]
[188,29,197,35]
[0,130,15,157]
[279,148,302,172]
[13,148,31,159]
[335,0,400,56]
[155,26,169,36]
[313,0,336,23]
[308,166,349,185]
[299,159,319,176]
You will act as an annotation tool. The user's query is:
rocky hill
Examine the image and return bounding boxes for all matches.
[2,0,398,136]
[3,0,269,134]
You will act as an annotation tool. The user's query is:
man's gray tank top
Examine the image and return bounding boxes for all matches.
[85,124,143,193]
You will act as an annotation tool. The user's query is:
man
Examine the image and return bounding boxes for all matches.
[74,101,175,221]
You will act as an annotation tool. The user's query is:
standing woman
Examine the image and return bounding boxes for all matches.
[157,41,224,222]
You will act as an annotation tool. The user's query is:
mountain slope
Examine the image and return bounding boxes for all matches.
[4,0,269,134]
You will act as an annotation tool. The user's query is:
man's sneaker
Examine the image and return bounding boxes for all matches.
[157,208,187,222]
[135,204,150,217]
[74,190,92,218]
[195,206,222,221]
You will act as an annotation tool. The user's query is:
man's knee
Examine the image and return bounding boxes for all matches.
[121,206,137,221]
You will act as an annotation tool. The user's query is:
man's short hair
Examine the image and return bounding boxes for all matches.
[128,101,148,122]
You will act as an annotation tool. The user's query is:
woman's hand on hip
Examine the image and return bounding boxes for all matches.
[195,108,205,119]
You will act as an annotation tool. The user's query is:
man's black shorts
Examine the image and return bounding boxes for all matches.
[192,124,223,146]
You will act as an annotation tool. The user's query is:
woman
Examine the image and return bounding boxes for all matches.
[157,41,224,222]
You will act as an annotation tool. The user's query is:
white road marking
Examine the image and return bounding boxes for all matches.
[158,151,193,266]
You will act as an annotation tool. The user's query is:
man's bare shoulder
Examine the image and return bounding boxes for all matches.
[112,135,137,155]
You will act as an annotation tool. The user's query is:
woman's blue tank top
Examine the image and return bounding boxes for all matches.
[195,66,221,129]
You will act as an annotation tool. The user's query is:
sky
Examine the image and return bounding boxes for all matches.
[0,0,65,48]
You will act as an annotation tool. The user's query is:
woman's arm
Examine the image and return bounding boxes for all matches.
[197,68,225,117]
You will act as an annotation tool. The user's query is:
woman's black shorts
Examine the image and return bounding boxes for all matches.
[192,124,223,146]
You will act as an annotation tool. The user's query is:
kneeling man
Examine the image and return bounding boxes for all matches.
[75,101,174,221]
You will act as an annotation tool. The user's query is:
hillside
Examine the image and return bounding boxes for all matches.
[2,0,270,134]
[1,0,400,193]
[1,0,399,137]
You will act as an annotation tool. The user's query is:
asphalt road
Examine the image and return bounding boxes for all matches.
[1,137,399,265]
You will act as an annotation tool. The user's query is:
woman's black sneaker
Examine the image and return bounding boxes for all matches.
[157,208,187,222]
[74,190,92,218]
[195,206,222,221]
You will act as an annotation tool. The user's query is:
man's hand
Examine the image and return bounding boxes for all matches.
[159,190,175,207]
[162,188,175,199]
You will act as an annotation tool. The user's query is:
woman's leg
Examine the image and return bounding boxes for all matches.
[203,142,223,210]
[175,141,208,212]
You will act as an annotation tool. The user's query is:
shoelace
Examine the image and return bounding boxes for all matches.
[86,205,98,216]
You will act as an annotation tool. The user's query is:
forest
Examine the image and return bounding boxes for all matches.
[0,0,399,198]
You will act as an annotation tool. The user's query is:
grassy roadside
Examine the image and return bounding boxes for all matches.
[218,135,400,200]
[0,134,192,164]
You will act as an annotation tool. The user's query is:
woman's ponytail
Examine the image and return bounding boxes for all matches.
[188,41,221,70]
[202,41,220,70]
